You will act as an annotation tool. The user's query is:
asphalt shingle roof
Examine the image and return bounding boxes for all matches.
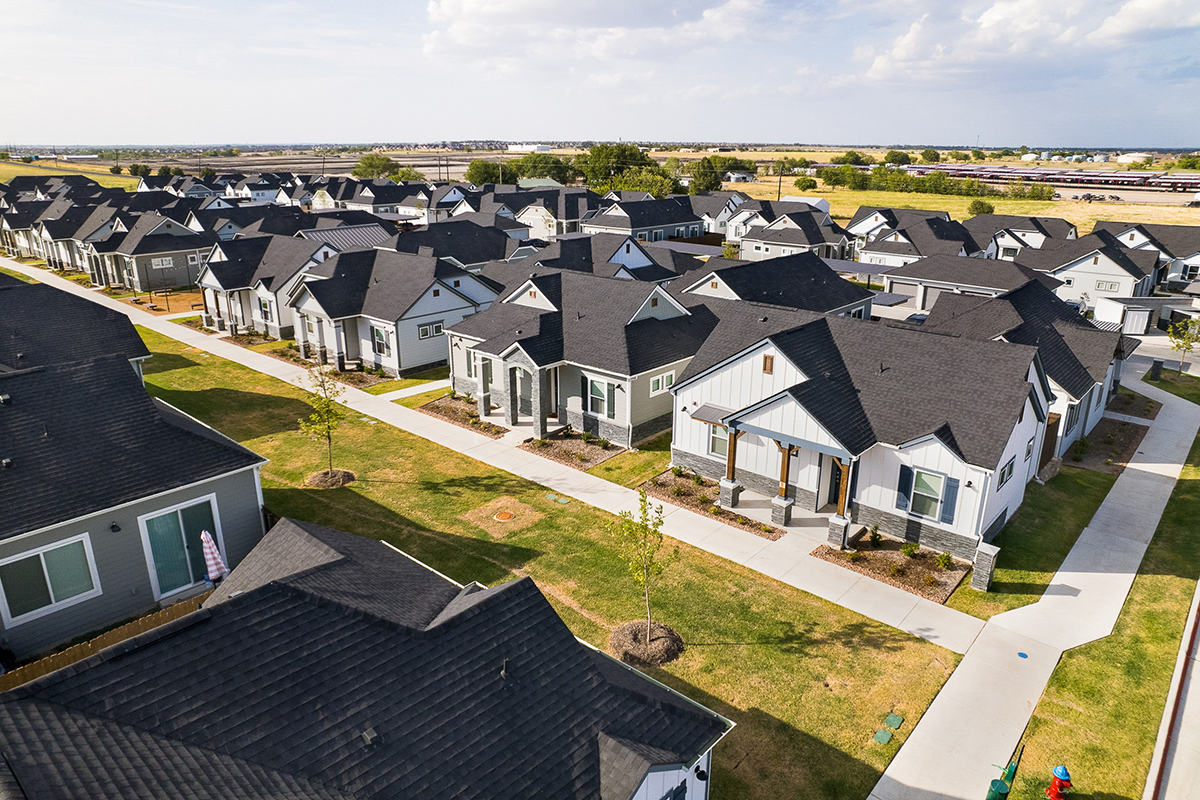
[885,254,1062,292]
[691,252,873,312]
[0,283,150,369]
[299,249,480,321]
[1014,230,1153,279]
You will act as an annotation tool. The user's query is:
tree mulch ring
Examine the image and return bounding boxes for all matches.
[304,469,356,489]
[520,428,625,470]
[640,469,785,541]
[811,531,969,603]
[1107,388,1161,421]
[610,620,685,667]
[1065,416,1150,476]
[418,395,507,438]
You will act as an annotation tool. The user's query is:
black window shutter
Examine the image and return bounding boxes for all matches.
[581,375,587,410]
[606,383,616,419]
[896,465,913,511]
[940,477,960,525]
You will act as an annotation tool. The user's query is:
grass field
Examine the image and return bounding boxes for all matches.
[1144,369,1200,405]
[363,365,450,395]
[0,161,139,190]
[1011,433,1200,800]
[0,265,37,283]
[138,326,958,800]
[945,468,1116,620]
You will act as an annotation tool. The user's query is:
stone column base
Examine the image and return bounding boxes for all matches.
[827,515,850,549]
[297,340,308,359]
[770,496,794,526]
[971,542,1000,591]
[477,392,491,418]
[719,478,742,508]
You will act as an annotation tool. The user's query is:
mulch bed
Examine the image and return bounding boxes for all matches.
[329,369,394,391]
[304,469,356,488]
[609,620,685,667]
[811,530,970,603]
[639,469,785,541]
[1066,416,1150,475]
[1107,389,1161,421]
[175,316,217,335]
[418,394,507,438]
[520,429,625,469]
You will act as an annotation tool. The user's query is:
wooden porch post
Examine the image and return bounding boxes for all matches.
[724,428,743,482]
[774,440,794,498]
[836,459,851,516]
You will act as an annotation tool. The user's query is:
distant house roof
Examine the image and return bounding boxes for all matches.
[847,206,950,232]
[296,223,391,250]
[961,214,1077,244]
[0,356,263,540]
[1091,220,1200,260]
[860,217,979,259]
[584,198,701,231]
[0,283,150,370]
[1014,230,1154,279]
[205,234,331,292]
[885,254,1062,293]
[685,253,873,312]
[0,518,729,799]
[379,218,512,266]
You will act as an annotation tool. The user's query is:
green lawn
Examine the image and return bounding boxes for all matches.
[586,430,673,488]
[1011,435,1200,799]
[0,265,36,283]
[363,365,450,395]
[395,386,451,408]
[946,467,1116,620]
[1145,369,1200,405]
[138,326,957,800]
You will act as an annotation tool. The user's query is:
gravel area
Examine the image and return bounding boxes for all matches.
[520,430,625,470]
[640,469,785,541]
[418,395,507,438]
[811,530,970,603]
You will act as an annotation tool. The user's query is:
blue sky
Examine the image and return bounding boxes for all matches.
[3,0,1198,148]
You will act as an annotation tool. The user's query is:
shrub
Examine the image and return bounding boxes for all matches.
[581,431,594,444]
[530,438,547,448]
[901,542,919,558]
[671,486,686,497]
[967,198,995,216]
[671,465,684,477]
[597,437,610,450]
[448,389,457,400]
[935,552,953,570]
[577,454,588,462]
[890,564,906,577]
[692,474,704,486]
[845,551,863,563]
[1073,436,1091,461]
[924,575,939,587]
[869,525,882,548]
[562,424,574,436]
[761,524,774,534]
[469,418,479,425]
[709,505,723,515]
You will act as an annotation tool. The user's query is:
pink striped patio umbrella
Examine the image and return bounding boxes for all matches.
[201,530,229,581]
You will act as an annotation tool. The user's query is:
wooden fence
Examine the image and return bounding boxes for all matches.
[0,592,212,693]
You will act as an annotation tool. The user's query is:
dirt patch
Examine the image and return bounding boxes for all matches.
[461,496,544,538]
[609,620,685,667]
[304,469,356,488]
[811,530,970,603]
[418,394,507,438]
[640,469,785,541]
[521,429,625,470]
[1107,388,1161,420]
[1065,417,1150,475]
[122,289,205,315]
[330,369,394,391]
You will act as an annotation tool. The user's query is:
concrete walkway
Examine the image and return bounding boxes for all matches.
[871,358,1200,800]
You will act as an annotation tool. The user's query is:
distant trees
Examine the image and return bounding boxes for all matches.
[816,164,998,197]
[463,159,508,186]
[884,150,912,165]
[388,166,426,182]
[128,164,151,177]
[920,149,941,163]
[688,157,723,193]
[198,166,217,181]
[352,153,400,179]
[109,165,123,175]
[1005,178,1054,200]
[817,164,870,190]
[156,165,172,177]
[948,150,970,162]
[602,166,681,198]
[171,167,184,176]
[831,150,875,166]
[967,199,995,216]
[573,143,657,185]
[0,152,8,160]
[1177,155,1200,170]
[972,149,986,161]
[507,152,578,184]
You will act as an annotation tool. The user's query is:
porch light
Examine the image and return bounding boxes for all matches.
[109,522,121,532]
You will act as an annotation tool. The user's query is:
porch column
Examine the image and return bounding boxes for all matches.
[718,427,744,508]
[771,440,795,526]
[476,355,492,418]
[826,458,853,549]
[503,365,519,426]
[531,367,548,439]
[334,322,346,372]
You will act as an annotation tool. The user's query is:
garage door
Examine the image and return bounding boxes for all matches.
[890,281,919,296]
[922,286,943,310]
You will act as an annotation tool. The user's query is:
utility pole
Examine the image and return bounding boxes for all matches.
[777,166,783,200]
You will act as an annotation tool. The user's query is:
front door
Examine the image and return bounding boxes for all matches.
[1040,414,1061,470]
[143,499,218,598]
[827,458,844,507]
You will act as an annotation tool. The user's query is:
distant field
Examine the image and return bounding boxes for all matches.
[0,161,138,190]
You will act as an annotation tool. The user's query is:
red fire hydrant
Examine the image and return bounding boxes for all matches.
[1045,765,1071,799]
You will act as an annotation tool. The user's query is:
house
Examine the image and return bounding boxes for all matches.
[1014,231,1157,309]
[883,254,1061,311]
[452,188,604,240]
[0,198,74,258]
[723,171,755,183]
[0,356,266,659]
[0,517,730,799]
[844,207,951,255]
[737,209,851,260]
[379,217,515,271]
[857,217,980,268]
[580,198,702,242]
[679,191,749,234]
[923,280,1134,461]
[165,176,222,198]
[289,249,499,374]
[669,314,1051,562]
[86,212,216,291]
[198,235,339,337]
[682,253,873,317]
[962,214,1077,261]
[1091,220,1200,285]
[224,175,283,203]
[495,232,704,282]
[724,200,832,244]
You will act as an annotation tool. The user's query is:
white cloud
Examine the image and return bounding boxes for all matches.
[1089,0,1200,41]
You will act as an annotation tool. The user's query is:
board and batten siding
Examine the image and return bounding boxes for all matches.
[0,467,263,659]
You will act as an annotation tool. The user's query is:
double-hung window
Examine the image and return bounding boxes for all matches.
[589,379,606,415]
[998,457,1015,488]
[305,314,317,334]
[1065,402,1080,432]
[418,321,444,340]
[910,470,944,519]
[150,256,173,269]
[372,326,392,356]
[649,371,674,396]
[709,425,729,458]
[259,298,272,323]
[0,535,101,625]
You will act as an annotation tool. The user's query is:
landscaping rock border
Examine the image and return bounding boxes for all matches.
[640,469,784,541]
[418,394,507,438]
[811,531,970,603]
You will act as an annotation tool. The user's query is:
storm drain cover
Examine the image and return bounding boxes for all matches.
[494,511,515,522]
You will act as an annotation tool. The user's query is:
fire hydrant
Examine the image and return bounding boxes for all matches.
[1044,765,1071,799]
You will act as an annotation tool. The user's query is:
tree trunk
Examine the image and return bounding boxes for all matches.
[327,432,334,476]
[644,579,652,646]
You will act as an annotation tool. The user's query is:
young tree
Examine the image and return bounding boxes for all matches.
[722,241,740,259]
[972,149,986,161]
[1167,319,1200,373]
[609,491,678,645]
[884,150,912,165]
[171,167,185,176]
[352,153,400,179]
[298,364,346,479]
[388,166,427,182]
[920,148,941,163]
[967,199,995,216]
[793,177,817,191]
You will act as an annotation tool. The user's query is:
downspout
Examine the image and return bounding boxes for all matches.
[626,378,634,447]
[973,471,992,541]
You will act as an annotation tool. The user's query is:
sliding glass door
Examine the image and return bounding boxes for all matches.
[142,498,219,598]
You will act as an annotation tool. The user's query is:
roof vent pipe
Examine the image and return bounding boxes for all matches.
[500,658,510,680]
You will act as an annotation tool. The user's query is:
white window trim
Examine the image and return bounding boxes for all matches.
[0,533,103,627]
[137,493,225,602]
[649,371,675,397]
[150,256,173,269]
[1026,436,1035,460]
[588,377,608,416]
[372,325,392,356]
[997,457,1015,489]
[418,321,444,340]
[909,467,948,522]
[708,424,728,458]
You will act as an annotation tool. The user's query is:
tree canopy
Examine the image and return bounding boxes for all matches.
[352,153,400,179]
[507,152,577,183]
[688,157,723,193]
[574,143,657,185]
[596,166,682,198]
[884,150,912,165]
[831,150,875,166]
[463,159,511,186]
[920,149,941,163]
[967,199,995,216]
[388,166,426,182]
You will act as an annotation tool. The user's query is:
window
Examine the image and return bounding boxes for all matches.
[433,288,440,297]
[1093,386,1102,408]
[690,226,700,237]
[911,470,944,519]
[418,321,444,340]
[0,535,100,625]
[1095,281,1118,291]
[529,290,537,299]
[652,230,664,242]
[453,279,460,287]
[1129,233,1135,241]
[1063,277,1074,286]
[998,457,1015,488]
[150,256,173,269]
[649,371,674,396]
[625,243,631,254]
[140,497,220,599]
[850,307,865,319]
[710,281,718,289]
[305,314,317,334]
[1001,247,1018,259]
[188,253,200,266]
[1092,256,1099,265]
[1065,402,1080,432]
[763,354,774,374]
[589,379,607,415]
[1026,436,1035,460]
[259,298,272,322]
[675,227,685,236]
[372,326,392,356]
[753,245,762,252]
[465,350,474,379]
[636,232,647,241]
[709,425,728,457]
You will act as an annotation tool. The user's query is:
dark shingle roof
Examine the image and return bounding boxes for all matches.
[584,198,700,230]
[848,206,950,231]
[379,218,511,266]
[1091,220,1200,260]
[0,283,150,370]
[861,217,979,259]
[299,249,481,321]
[1014,230,1152,278]
[961,214,1077,244]
[885,254,1062,293]
[0,518,728,800]
[689,252,872,312]
[0,356,263,540]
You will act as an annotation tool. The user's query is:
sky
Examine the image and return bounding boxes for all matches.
[2,0,1198,148]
